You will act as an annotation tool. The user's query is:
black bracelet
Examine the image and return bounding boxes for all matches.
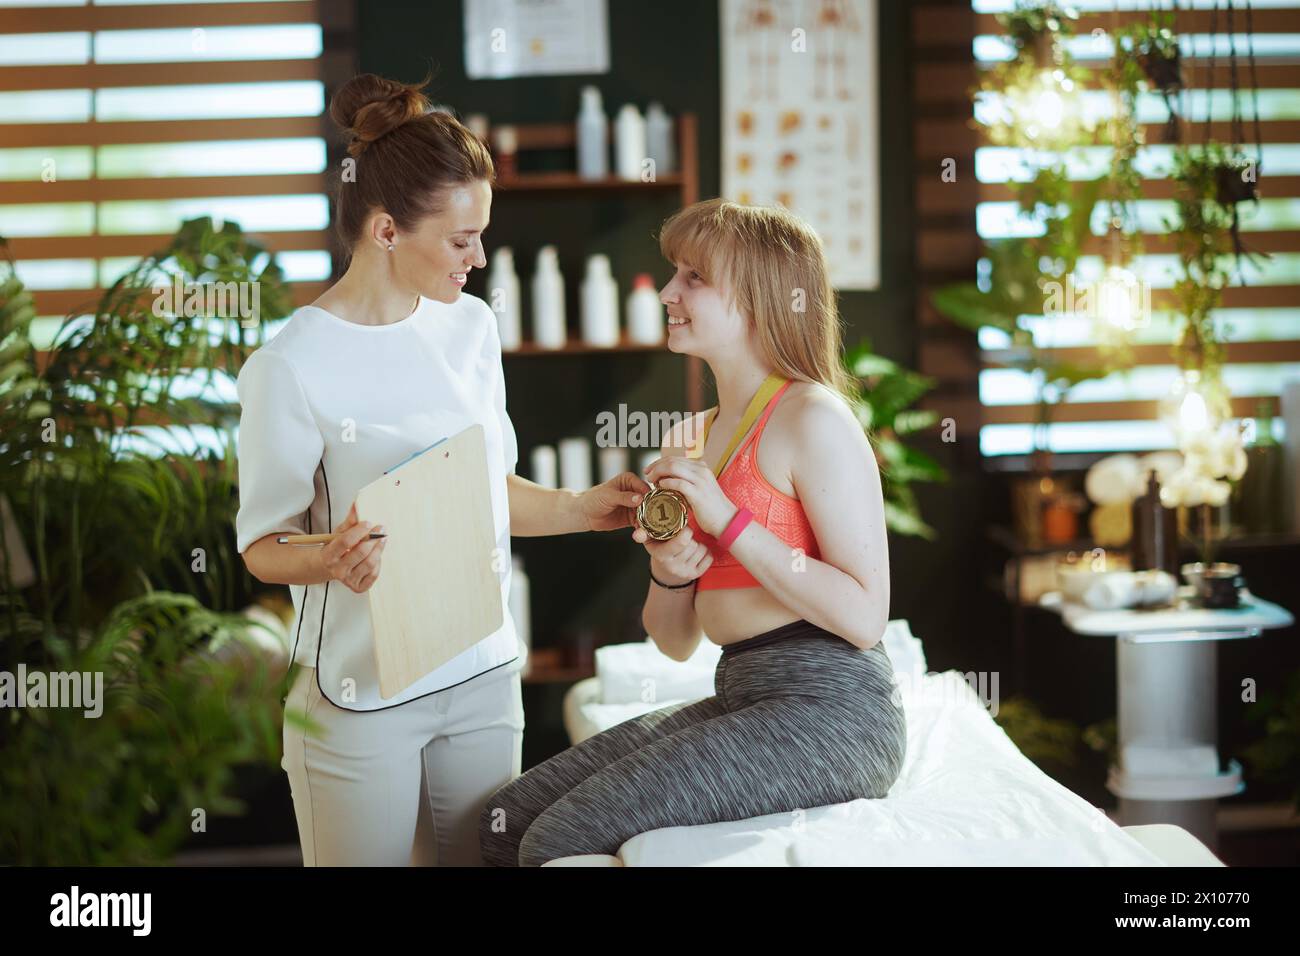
[649,568,697,590]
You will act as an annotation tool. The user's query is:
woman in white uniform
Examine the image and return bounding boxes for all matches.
[234,73,649,866]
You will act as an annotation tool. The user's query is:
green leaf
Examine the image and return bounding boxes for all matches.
[930,283,1018,335]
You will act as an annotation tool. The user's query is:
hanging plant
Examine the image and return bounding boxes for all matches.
[1120,12,1183,142]
[1002,0,1079,54]
[939,1,1114,471]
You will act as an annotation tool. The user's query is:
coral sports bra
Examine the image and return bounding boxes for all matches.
[685,378,820,590]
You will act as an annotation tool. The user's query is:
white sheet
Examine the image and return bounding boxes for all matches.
[560,625,1168,867]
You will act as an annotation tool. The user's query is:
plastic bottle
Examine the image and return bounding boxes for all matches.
[532,245,566,349]
[598,446,629,483]
[645,102,676,176]
[488,247,521,350]
[530,445,557,488]
[492,124,518,179]
[580,253,619,347]
[509,555,531,678]
[615,103,647,181]
[626,273,664,344]
[576,86,608,180]
[559,436,593,490]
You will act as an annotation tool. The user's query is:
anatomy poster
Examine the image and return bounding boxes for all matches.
[721,0,880,290]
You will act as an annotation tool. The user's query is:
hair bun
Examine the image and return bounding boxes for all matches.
[329,73,431,156]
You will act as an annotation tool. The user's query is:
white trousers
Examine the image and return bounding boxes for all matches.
[282,661,525,866]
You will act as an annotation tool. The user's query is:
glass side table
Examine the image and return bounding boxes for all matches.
[1040,588,1294,852]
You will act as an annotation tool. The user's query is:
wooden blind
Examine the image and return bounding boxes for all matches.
[0,0,333,324]
[912,0,1300,459]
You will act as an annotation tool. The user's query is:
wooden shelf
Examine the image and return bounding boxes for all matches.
[491,113,704,412]
[503,333,666,356]
[521,646,595,685]
[495,172,685,193]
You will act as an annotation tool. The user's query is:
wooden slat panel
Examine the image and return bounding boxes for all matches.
[920,288,966,328]
[919,282,1300,323]
[920,337,982,380]
[1080,230,1300,256]
[0,1,318,33]
[0,59,318,92]
[30,281,329,317]
[916,118,1300,159]
[983,395,1280,426]
[990,62,1300,92]
[914,63,978,105]
[973,9,1300,36]
[911,5,978,47]
[922,62,1300,102]
[1,116,324,148]
[0,173,326,203]
[917,175,981,215]
[916,227,1300,258]
[6,231,330,260]
[915,223,1300,254]
[984,341,1300,368]
[979,176,1300,203]
[918,393,983,433]
[916,227,981,271]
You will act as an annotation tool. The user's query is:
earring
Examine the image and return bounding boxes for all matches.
[387,243,395,252]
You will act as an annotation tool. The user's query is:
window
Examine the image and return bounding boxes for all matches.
[0,0,332,354]
[973,0,1300,456]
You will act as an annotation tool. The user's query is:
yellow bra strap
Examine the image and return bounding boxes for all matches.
[691,372,788,477]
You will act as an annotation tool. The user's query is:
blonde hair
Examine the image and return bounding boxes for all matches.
[658,198,858,408]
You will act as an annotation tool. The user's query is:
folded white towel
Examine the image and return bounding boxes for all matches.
[596,637,721,705]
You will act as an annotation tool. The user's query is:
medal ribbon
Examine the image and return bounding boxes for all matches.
[689,371,788,478]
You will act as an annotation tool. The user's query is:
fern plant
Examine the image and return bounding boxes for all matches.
[846,340,949,539]
[0,219,302,864]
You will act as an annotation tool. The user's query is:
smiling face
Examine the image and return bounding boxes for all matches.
[658,260,749,361]
[381,179,491,305]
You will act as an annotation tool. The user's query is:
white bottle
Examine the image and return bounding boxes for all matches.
[580,253,619,347]
[598,446,629,483]
[615,103,647,181]
[626,273,664,344]
[645,102,676,176]
[558,436,593,491]
[531,245,566,349]
[509,555,531,678]
[530,445,557,488]
[488,247,521,350]
[637,449,660,477]
[576,86,608,180]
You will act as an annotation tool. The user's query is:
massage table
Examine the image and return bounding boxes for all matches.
[544,622,1226,867]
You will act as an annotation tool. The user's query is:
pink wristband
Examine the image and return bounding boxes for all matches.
[715,506,754,553]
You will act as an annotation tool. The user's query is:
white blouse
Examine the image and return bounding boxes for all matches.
[234,293,523,711]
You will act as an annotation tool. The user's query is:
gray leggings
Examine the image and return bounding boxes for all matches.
[479,619,907,866]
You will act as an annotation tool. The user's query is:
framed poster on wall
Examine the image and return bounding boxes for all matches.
[464,0,610,79]
[720,0,880,290]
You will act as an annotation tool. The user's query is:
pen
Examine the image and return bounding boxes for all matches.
[277,532,388,545]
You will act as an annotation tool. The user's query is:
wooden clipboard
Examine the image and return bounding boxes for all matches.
[355,423,504,699]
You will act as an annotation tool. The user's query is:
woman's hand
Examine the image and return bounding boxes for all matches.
[632,523,713,586]
[578,471,651,532]
[320,502,386,593]
[642,456,738,537]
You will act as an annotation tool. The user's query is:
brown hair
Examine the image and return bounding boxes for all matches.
[658,198,858,407]
[327,73,495,249]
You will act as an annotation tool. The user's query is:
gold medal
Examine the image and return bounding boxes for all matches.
[637,487,689,540]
